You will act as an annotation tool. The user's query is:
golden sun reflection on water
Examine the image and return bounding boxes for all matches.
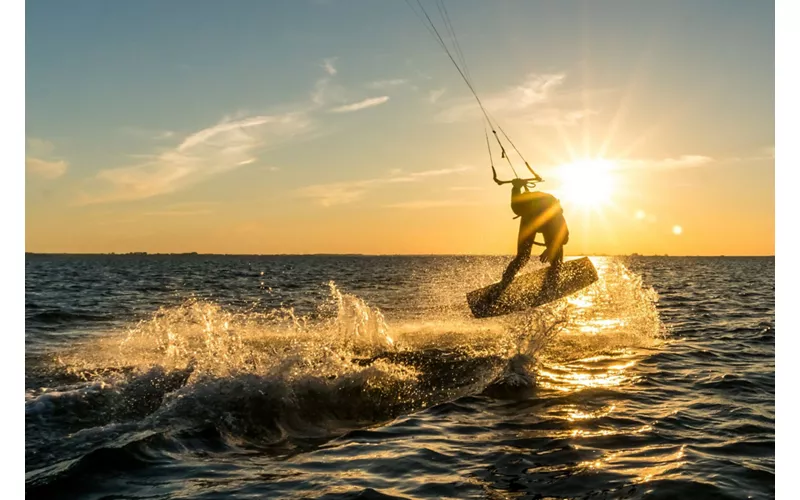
[482,256,676,492]
[511,256,674,482]
[528,256,668,479]
[627,445,688,484]
[568,404,616,420]
[537,256,658,392]
[537,361,635,391]
[560,258,631,336]
[567,424,653,440]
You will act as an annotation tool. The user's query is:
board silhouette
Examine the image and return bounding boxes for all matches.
[467,257,599,318]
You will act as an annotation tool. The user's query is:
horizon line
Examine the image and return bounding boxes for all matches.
[24,252,776,258]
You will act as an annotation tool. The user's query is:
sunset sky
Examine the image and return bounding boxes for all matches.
[25,0,774,255]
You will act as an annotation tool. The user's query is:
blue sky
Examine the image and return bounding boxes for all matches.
[25,0,774,254]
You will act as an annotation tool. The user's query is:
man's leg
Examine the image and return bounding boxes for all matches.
[542,219,568,296]
[541,218,568,265]
[501,218,535,286]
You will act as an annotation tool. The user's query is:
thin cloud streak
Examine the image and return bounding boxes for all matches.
[436,73,567,123]
[619,155,714,171]
[433,72,596,128]
[654,155,714,169]
[322,57,337,76]
[428,88,446,103]
[311,76,348,107]
[26,137,68,179]
[311,59,345,106]
[81,113,313,204]
[616,148,773,172]
[329,96,390,113]
[120,126,175,140]
[26,157,68,180]
[296,165,474,207]
[366,79,408,89]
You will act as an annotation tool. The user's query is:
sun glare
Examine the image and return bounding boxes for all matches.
[556,158,617,210]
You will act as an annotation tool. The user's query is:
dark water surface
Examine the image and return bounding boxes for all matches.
[25,255,774,499]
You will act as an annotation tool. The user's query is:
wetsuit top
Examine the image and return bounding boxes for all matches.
[510,189,563,222]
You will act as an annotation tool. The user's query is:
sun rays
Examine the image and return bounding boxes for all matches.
[554,158,618,211]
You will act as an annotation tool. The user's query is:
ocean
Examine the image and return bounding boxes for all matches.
[24,255,775,499]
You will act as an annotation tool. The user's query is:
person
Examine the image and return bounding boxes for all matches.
[500,178,569,286]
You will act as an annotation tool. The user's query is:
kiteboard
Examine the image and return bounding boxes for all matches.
[467,257,599,318]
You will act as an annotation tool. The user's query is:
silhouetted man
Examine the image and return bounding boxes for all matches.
[500,178,569,286]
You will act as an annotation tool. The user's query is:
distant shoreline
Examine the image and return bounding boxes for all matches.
[24,252,775,258]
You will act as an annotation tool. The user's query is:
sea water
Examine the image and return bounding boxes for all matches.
[25,255,774,499]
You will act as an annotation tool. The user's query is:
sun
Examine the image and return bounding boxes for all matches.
[555,158,617,210]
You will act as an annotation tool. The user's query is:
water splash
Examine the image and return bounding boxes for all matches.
[326,281,394,352]
[38,259,663,412]
[538,258,665,362]
[26,284,423,476]
[27,260,664,482]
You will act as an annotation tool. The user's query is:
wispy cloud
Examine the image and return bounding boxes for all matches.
[404,166,472,178]
[311,76,336,106]
[26,138,68,179]
[653,155,714,169]
[435,73,582,125]
[428,88,446,103]
[120,126,175,140]
[366,79,407,89]
[322,57,338,76]
[313,60,400,113]
[311,58,342,106]
[26,157,68,180]
[620,155,715,171]
[296,165,473,206]
[81,113,313,204]
[330,96,390,113]
[618,147,774,172]
[78,59,410,204]
[311,58,355,108]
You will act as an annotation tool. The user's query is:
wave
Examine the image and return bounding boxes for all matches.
[25,260,664,489]
[26,309,111,325]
